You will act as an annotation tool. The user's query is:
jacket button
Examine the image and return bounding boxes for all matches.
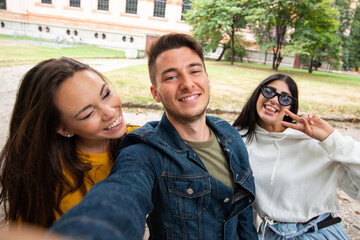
[186,187,194,195]
[224,197,230,203]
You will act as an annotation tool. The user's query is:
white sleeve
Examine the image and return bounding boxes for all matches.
[319,130,360,200]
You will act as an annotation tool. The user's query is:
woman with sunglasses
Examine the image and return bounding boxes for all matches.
[233,74,360,239]
[0,57,138,228]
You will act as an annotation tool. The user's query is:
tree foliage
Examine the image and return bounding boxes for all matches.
[335,0,356,69]
[246,0,301,70]
[184,0,248,64]
[288,0,341,73]
[349,5,360,71]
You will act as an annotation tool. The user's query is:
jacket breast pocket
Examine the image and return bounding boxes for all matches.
[167,175,211,220]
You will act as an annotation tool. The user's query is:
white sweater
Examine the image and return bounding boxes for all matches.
[240,125,360,222]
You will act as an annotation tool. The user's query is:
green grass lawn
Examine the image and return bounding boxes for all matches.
[1,35,359,119]
[106,61,360,120]
[0,35,125,66]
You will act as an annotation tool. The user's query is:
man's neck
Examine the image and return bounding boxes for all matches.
[166,114,211,142]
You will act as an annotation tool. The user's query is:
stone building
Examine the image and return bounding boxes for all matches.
[0,0,192,56]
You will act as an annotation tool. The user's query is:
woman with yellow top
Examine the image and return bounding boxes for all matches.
[0,57,139,228]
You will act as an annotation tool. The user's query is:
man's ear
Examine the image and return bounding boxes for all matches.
[56,126,73,138]
[150,86,161,103]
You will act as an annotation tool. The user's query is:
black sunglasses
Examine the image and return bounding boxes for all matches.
[260,85,297,106]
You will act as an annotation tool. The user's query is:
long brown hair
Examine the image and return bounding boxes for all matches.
[0,57,121,227]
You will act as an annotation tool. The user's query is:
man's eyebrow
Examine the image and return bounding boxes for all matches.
[161,63,204,76]
[189,63,203,68]
[161,68,176,76]
[75,104,92,118]
[100,83,107,96]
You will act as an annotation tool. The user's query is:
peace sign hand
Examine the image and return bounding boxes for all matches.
[281,109,335,141]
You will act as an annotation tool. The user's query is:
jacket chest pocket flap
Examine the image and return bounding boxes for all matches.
[167,176,211,220]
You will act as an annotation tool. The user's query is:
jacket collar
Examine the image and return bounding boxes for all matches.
[155,113,189,151]
[121,113,233,151]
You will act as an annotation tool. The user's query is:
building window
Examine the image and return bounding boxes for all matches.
[94,33,99,38]
[153,0,166,18]
[0,0,6,9]
[181,0,191,20]
[1,22,5,28]
[38,26,43,32]
[126,0,137,14]
[41,0,52,4]
[70,0,80,7]
[98,0,109,11]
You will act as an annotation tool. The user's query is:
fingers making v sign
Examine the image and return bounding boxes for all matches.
[281,109,335,141]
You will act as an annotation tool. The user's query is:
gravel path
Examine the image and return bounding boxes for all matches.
[0,61,359,239]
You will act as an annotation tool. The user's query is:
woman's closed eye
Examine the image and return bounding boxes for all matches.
[103,90,111,100]
[80,110,94,120]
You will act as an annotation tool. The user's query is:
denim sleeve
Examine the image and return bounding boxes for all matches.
[237,205,258,240]
[49,144,158,240]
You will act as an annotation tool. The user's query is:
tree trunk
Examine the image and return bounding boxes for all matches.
[230,28,235,65]
[216,47,227,61]
[264,51,268,65]
[272,51,282,71]
[309,56,314,73]
[275,53,282,71]
[272,52,276,70]
[272,25,287,70]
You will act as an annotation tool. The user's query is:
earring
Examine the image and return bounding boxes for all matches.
[66,134,71,138]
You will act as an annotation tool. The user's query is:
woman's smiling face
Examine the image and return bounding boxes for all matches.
[54,69,126,152]
[256,80,293,132]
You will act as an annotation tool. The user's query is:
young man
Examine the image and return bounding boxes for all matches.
[50,33,257,239]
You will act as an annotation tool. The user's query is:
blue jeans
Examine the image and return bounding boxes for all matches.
[258,213,349,240]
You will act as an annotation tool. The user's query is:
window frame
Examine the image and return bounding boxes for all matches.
[153,0,166,18]
[0,0,6,10]
[125,0,138,14]
[181,0,191,21]
[70,0,80,8]
[98,0,109,11]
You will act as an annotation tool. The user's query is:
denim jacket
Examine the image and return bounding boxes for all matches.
[50,114,257,240]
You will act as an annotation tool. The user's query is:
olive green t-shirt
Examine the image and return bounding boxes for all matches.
[184,130,236,190]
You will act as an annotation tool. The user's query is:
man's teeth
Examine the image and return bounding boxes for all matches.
[265,105,277,112]
[181,95,197,101]
[106,117,120,130]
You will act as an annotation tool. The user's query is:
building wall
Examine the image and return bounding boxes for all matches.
[0,0,191,51]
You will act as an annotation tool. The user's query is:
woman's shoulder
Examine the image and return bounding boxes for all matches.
[126,124,141,133]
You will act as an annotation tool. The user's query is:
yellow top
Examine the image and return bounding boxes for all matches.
[56,124,140,219]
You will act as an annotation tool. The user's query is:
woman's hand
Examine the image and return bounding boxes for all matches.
[281,109,335,141]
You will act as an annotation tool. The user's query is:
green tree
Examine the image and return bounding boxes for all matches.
[288,0,341,73]
[224,36,248,62]
[246,0,301,70]
[335,0,355,70]
[184,0,248,65]
[349,5,360,71]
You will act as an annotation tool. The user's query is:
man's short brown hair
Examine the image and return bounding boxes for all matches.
[147,33,205,86]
